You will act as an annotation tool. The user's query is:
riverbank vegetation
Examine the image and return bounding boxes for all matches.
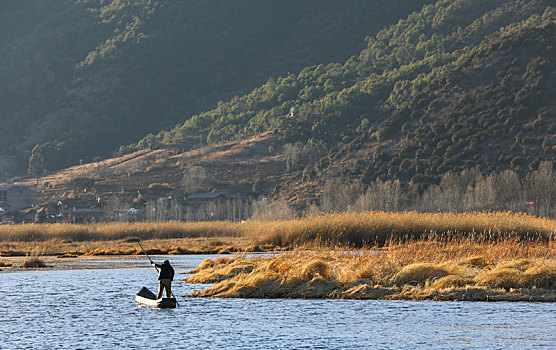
[0,237,254,257]
[20,257,46,268]
[186,236,556,302]
[0,211,554,256]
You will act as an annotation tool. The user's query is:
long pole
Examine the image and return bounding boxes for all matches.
[138,242,179,306]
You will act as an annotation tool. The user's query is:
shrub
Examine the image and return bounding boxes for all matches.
[20,257,46,268]
[148,183,173,190]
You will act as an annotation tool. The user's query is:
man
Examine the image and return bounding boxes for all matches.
[151,259,175,299]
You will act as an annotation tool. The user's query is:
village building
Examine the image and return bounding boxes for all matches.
[0,186,36,211]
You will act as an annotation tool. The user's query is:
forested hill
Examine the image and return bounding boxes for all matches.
[0,0,429,173]
[131,0,555,186]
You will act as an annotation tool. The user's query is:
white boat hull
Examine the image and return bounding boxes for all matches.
[136,287,177,308]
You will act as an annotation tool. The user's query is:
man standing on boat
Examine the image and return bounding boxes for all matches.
[152,259,175,299]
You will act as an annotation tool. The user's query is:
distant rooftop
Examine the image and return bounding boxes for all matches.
[185,193,248,200]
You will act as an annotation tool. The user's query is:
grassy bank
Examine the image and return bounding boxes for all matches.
[0,221,249,242]
[0,221,254,256]
[185,236,556,302]
[0,237,257,257]
[0,211,554,256]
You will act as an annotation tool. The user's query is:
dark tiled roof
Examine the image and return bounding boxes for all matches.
[185,193,248,200]
[224,194,248,200]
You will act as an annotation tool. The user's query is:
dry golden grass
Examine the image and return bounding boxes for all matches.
[19,248,47,268]
[0,211,554,256]
[0,236,254,257]
[0,260,13,267]
[0,221,250,242]
[186,257,256,283]
[15,149,158,188]
[186,236,556,301]
[251,211,556,248]
[20,257,47,268]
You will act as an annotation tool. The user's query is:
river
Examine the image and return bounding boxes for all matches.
[1,255,554,349]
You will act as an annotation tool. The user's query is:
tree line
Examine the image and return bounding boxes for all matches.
[319,162,556,218]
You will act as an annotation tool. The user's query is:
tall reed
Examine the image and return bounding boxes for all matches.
[0,221,250,242]
[0,212,554,248]
[252,211,556,247]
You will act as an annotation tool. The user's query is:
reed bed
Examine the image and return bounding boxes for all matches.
[251,211,556,248]
[0,211,554,256]
[186,236,556,302]
[0,236,254,257]
[0,221,251,242]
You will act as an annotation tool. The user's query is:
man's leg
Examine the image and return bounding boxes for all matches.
[157,280,163,299]
[159,279,171,298]
[166,281,172,298]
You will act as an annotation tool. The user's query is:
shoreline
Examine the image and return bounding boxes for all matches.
[188,285,556,303]
[0,251,273,272]
[0,254,175,271]
[0,236,270,258]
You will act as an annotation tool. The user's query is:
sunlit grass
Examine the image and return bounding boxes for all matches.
[251,211,555,248]
[0,221,250,242]
[20,257,47,268]
[0,236,253,257]
[0,260,13,267]
[0,211,554,256]
[1,211,554,242]
[186,236,556,301]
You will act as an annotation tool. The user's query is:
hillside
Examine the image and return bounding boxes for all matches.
[133,0,554,186]
[2,0,555,218]
[0,0,429,174]
[13,132,290,211]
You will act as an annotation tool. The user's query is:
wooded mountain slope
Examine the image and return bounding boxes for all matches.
[0,0,428,173]
[132,0,554,186]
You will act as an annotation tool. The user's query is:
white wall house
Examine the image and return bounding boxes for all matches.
[0,186,36,211]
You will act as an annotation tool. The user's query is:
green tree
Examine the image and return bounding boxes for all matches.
[28,144,44,185]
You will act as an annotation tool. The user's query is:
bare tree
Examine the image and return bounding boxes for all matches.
[28,145,44,185]
[283,143,303,172]
[525,162,556,217]
[317,164,556,217]
[251,198,295,220]
[105,197,132,222]
[353,179,404,212]
[320,179,364,212]
[182,165,212,193]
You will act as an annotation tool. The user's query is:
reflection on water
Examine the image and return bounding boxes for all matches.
[1,256,555,349]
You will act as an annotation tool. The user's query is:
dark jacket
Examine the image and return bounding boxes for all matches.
[155,262,175,281]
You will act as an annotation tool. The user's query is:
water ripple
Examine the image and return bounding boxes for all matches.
[1,256,555,349]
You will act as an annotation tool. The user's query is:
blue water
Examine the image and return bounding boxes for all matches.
[0,255,555,349]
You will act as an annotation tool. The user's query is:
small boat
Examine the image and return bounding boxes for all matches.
[135,287,177,309]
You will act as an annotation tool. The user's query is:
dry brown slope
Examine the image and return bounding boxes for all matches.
[10,132,288,207]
